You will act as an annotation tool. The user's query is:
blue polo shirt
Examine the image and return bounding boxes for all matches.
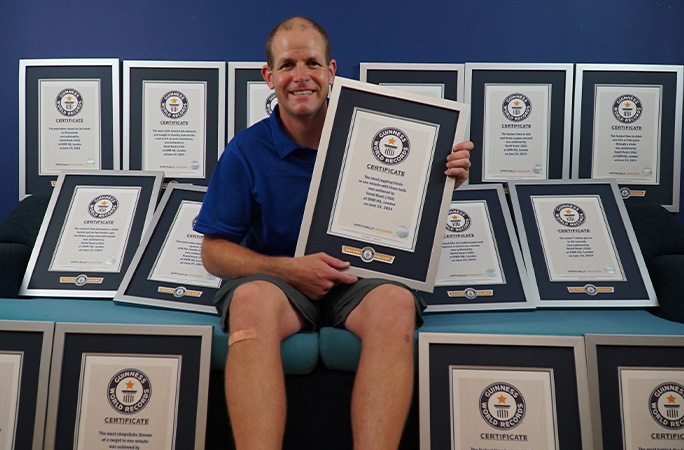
[194,106,317,257]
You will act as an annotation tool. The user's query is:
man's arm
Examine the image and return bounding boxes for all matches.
[446,140,473,188]
[201,235,358,300]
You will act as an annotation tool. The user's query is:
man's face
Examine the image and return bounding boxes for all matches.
[262,25,336,124]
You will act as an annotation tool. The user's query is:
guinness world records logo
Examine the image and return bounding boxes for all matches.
[502,93,532,121]
[160,90,189,119]
[372,128,410,165]
[88,195,119,219]
[479,382,526,429]
[649,382,684,429]
[446,209,471,233]
[265,92,278,115]
[553,203,586,227]
[613,94,642,123]
[360,247,375,263]
[620,187,631,199]
[56,88,84,116]
[75,274,88,286]
[107,369,152,414]
[584,284,598,296]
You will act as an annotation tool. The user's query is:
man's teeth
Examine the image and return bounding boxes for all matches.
[292,90,313,96]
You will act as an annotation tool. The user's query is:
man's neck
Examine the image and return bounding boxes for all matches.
[278,105,327,149]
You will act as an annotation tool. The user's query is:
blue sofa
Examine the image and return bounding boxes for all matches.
[1,195,683,449]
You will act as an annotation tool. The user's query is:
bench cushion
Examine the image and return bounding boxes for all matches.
[0,298,319,374]
[318,309,684,372]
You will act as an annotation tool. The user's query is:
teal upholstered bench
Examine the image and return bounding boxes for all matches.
[4,300,684,376]
[0,297,320,375]
[318,309,684,372]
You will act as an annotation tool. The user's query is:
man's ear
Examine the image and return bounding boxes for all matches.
[262,64,274,89]
[328,59,337,85]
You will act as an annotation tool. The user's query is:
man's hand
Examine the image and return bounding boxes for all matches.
[201,236,357,301]
[284,253,359,300]
[446,141,473,189]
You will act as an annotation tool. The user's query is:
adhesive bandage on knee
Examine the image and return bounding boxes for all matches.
[228,329,257,346]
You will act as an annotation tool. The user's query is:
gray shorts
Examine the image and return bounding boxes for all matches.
[213,274,426,332]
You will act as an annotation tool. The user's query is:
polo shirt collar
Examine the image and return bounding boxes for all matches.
[270,105,316,158]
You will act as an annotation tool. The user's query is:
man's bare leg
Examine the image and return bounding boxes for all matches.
[345,284,417,450]
[224,280,305,450]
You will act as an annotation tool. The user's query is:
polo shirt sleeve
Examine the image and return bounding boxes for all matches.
[194,141,254,243]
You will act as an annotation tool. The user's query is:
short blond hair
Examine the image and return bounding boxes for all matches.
[265,16,332,68]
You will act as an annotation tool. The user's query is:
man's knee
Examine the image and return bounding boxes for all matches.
[370,284,415,317]
[229,281,288,329]
[228,280,304,343]
[351,284,416,336]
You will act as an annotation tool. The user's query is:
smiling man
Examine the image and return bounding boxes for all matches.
[194,16,473,449]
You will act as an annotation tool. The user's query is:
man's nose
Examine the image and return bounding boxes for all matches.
[293,63,308,81]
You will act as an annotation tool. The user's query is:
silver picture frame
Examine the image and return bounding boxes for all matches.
[0,320,54,450]
[422,183,537,311]
[19,171,163,298]
[19,58,120,199]
[122,60,226,186]
[509,179,657,307]
[226,61,274,142]
[584,334,684,450]
[115,184,221,314]
[418,332,592,450]
[572,63,683,212]
[360,62,465,101]
[295,76,470,292]
[43,322,212,450]
[464,62,574,184]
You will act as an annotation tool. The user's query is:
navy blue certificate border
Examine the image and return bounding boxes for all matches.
[22,63,117,197]
[127,66,222,186]
[0,321,53,450]
[361,65,462,101]
[230,66,264,142]
[47,324,209,450]
[300,82,463,290]
[421,185,533,311]
[509,180,654,305]
[573,67,680,210]
[422,335,585,449]
[115,185,220,313]
[467,66,571,184]
[585,335,684,450]
[23,172,161,295]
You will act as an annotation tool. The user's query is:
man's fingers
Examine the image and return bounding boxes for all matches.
[319,252,350,269]
[452,141,474,152]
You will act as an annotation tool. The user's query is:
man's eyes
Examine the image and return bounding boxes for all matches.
[278,61,322,70]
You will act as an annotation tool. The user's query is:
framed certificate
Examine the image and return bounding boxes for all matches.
[509,180,657,307]
[20,171,163,298]
[43,323,212,450]
[572,64,683,212]
[0,320,54,450]
[464,63,574,183]
[115,184,221,314]
[227,61,275,142]
[123,61,226,185]
[585,334,684,450]
[360,62,464,101]
[296,77,470,292]
[19,59,120,199]
[418,333,592,450]
[422,184,536,311]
